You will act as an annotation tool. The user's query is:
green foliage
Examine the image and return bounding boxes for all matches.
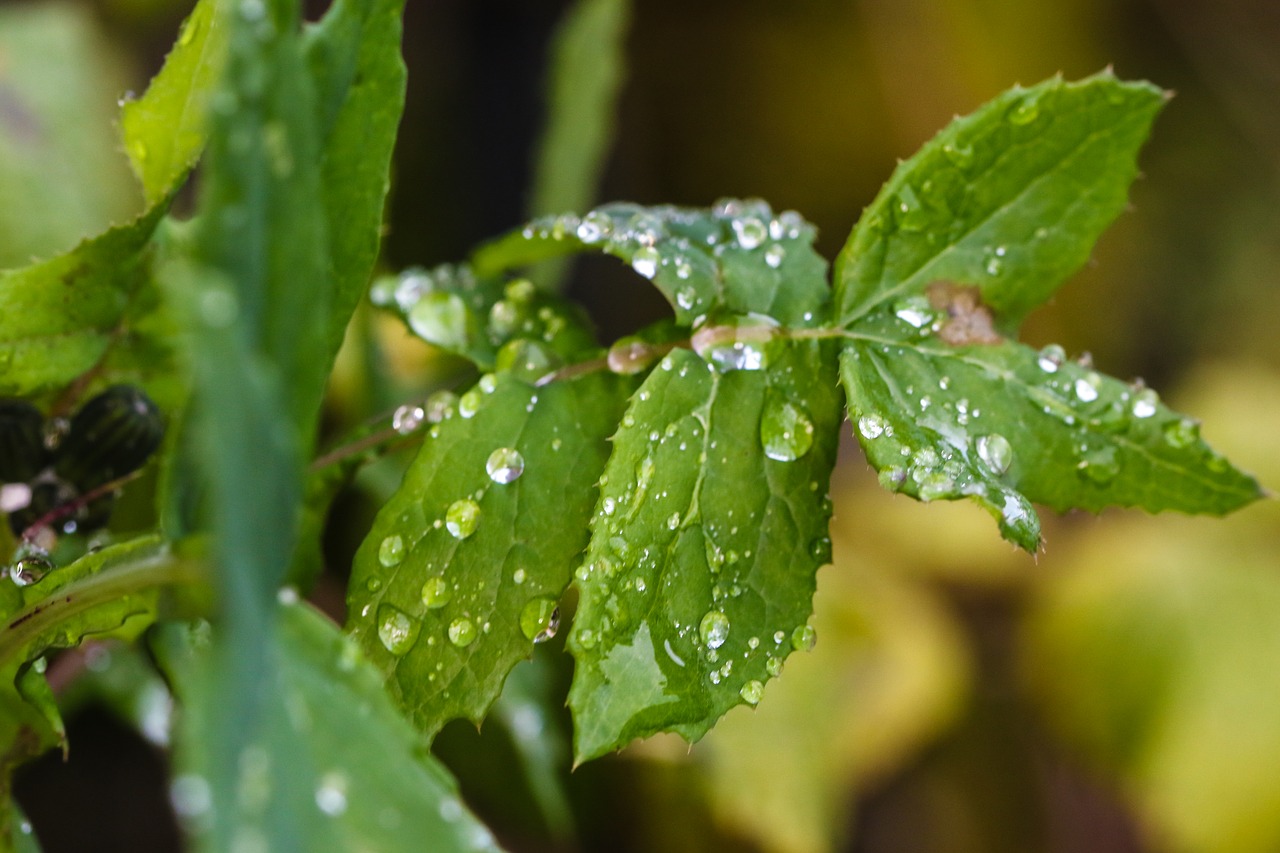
[0,0,1266,848]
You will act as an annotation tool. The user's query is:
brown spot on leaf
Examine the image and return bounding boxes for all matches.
[926,281,1003,345]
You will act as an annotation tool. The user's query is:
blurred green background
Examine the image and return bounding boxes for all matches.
[2,0,1279,850]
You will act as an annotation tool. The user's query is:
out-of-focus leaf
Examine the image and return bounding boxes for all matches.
[472,200,830,327]
[347,371,631,739]
[7,801,38,853]
[701,551,969,853]
[0,3,141,268]
[158,600,504,853]
[567,342,841,762]
[840,309,1261,550]
[833,72,1166,329]
[119,0,230,205]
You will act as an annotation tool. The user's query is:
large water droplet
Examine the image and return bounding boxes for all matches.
[691,314,779,372]
[857,414,886,440]
[520,598,560,643]
[893,295,935,329]
[446,499,481,539]
[732,217,768,249]
[1077,445,1120,484]
[378,534,405,567]
[631,246,660,279]
[732,681,762,708]
[448,617,477,647]
[976,434,1013,475]
[1074,374,1100,403]
[699,611,730,650]
[377,605,420,655]
[607,337,657,375]
[421,577,452,609]
[391,404,425,435]
[1131,388,1158,419]
[577,210,612,244]
[8,554,51,587]
[486,447,525,484]
[760,399,815,462]
[408,293,473,351]
[791,624,817,652]
[1037,344,1065,373]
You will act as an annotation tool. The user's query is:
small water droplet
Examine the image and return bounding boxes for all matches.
[1037,344,1066,373]
[1074,375,1100,403]
[732,217,768,249]
[408,293,473,351]
[942,143,975,168]
[893,295,935,329]
[486,447,525,484]
[675,287,696,311]
[739,680,765,705]
[425,390,459,423]
[1008,93,1041,125]
[378,534,405,567]
[392,404,425,435]
[976,434,1013,475]
[315,772,348,817]
[765,656,783,677]
[761,399,815,462]
[377,605,420,655]
[1077,445,1120,484]
[458,389,483,419]
[1131,388,1158,419]
[894,185,930,232]
[631,246,660,279]
[791,624,817,652]
[667,512,681,530]
[857,414,886,440]
[764,244,786,268]
[809,536,832,563]
[699,611,730,650]
[446,499,481,538]
[421,577,452,609]
[577,210,612,243]
[448,617,477,647]
[1163,417,1199,448]
[520,598,560,643]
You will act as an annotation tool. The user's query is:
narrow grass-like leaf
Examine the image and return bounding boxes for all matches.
[840,308,1262,549]
[833,72,1166,329]
[347,371,631,738]
[159,600,504,853]
[472,200,830,327]
[119,0,230,205]
[567,342,841,762]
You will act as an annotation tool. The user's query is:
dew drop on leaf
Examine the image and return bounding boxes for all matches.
[1074,375,1100,403]
[691,314,779,373]
[809,536,833,564]
[377,605,420,655]
[391,404,425,434]
[1077,445,1120,484]
[732,216,768,249]
[377,534,405,567]
[631,246,660,279]
[520,597,560,643]
[765,656,783,677]
[576,210,612,243]
[764,244,786,269]
[447,617,476,647]
[1131,388,1159,419]
[739,680,765,705]
[421,577,452,609]
[857,413,887,440]
[1037,344,1066,373]
[976,433,1013,475]
[1163,417,1200,448]
[457,389,483,419]
[408,292,472,350]
[485,447,525,484]
[445,499,481,538]
[699,611,731,650]
[8,554,51,587]
[791,624,817,652]
[760,399,815,462]
[425,390,459,423]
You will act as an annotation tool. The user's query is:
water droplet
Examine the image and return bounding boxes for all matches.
[446,499,481,538]
[520,598,560,643]
[1074,375,1100,403]
[392,404,425,434]
[457,389,483,418]
[408,293,473,351]
[315,772,348,816]
[894,185,930,232]
[791,624,817,652]
[942,143,975,168]
[425,390,459,423]
[732,217,768,249]
[631,246,660,279]
[1037,344,1065,373]
[378,534,405,567]
[893,295,936,330]
[809,536,833,564]
[1077,445,1120,484]
[699,611,730,650]
[676,287,696,311]
[765,656,783,677]
[976,434,1013,475]
[667,512,681,530]
[577,210,612,244]
[1008,93,1041,125]
[377,605,420,655]
[761,399,815,462]
[607,337,658,374]
[495,339,555,382]
[448,617,477,647]
[421,577,452,609]
[486,447,525,484]
[1131,388,1158,419]
[691,314,779,372]
[1163,417,1199,448]
[857,414,886,440]
[739,680,765,705]
[8,554,51,587]
[764,244,786,269]
[478,373,499,394]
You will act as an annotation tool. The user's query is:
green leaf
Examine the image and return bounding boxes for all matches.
[347,371,631,738]
[833,72,1166,329]
[567,341,841,762]
[8,801,38,853]
[119,0,231,206]
[0,3,142,269]
[526,0,631,290]
[839,307,1262,550]
[472,200,831,328]
[0,202,169,397]
[159,600,504,853]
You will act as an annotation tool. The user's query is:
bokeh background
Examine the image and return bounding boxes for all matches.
[2,0,1279,850]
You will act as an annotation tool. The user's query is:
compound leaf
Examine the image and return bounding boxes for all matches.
[833,71,1166,329]
[346,371,631,739]
[567,342,841,762]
